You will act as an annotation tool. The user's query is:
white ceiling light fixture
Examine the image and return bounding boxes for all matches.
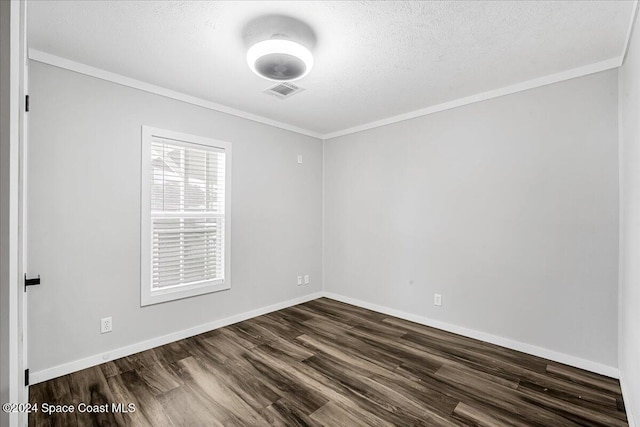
[247,38,314,82]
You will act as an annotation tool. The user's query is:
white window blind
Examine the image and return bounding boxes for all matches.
[151,139,225,289]
[141,127,231,306]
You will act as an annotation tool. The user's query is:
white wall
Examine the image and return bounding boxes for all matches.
[619,10,640,426]
[0,2,11,421]
[27,61,323,374]
[324,70,619,369]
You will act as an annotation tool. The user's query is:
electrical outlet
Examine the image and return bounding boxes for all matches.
[101,317,112,334]
[434,294,442,307]
[297,276,303,286]
[297,154,303,164]
[304,274,310,285]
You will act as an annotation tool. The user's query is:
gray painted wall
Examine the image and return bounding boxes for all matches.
[619,10,640,426]
[27,61,323,373]
[324,70,619,368]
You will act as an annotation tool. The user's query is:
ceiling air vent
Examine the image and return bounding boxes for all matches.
[263,82,305,99]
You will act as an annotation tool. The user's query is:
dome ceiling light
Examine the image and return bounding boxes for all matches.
[243,15,316,83]
[247,37,313,82]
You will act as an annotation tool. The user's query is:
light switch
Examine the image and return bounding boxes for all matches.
[434,294,442,307]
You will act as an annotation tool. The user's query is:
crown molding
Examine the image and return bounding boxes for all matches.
[29,49,625,142]
[322,56,623,140]
[27,49,323,140]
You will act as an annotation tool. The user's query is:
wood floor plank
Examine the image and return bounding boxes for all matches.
[242,350,329,415]
[156,383,225,427]
[546,364,623,395]
[260,398,322,427]
[310,401,375,427]
[202,330,250,362]
[453,401,520,427]
[385,316,549,374]
[251,312,308,342]
[344,325,445,373]
[302,305,405,340]
[261,338,315,362]
[307,298,388,324]
[400,331,540,380]
[28,375,77,427]
[394,363,538,427]
[439,360,520,389]
[318,332,404,372]
[304,355,464,427]
[30,298,629,426]
[249,345,396,427]
[270,306,314,324]
[435,362,590,427]
[175,356,265,426]
[517,386,628,427]
[107,370,173,427]
[302,316,355,336]
[518,370,621,412]
[68,366,127,427]
[153,340,191,366]
[187,345,282,413]
[293,334,462,425]
[99,361,122,379]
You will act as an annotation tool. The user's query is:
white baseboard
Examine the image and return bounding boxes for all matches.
[29,292,323,385]
[619,373,637,427]
[31,290,621,385]
[322,292,620,379]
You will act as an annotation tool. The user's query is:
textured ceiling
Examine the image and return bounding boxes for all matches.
[28,1,635,136]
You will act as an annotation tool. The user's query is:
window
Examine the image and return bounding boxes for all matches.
[141,126,231,306]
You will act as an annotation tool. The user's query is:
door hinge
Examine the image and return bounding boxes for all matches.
[25,95,29,112]
[24,274,41,292]
[24,369,29,386]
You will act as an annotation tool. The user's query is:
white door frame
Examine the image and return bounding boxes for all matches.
[0,1,28,426]
[18,0,29,425]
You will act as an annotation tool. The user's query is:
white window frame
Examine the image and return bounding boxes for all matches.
[140,126,232,306]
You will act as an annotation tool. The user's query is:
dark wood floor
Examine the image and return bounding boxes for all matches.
[30,298,628,426]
